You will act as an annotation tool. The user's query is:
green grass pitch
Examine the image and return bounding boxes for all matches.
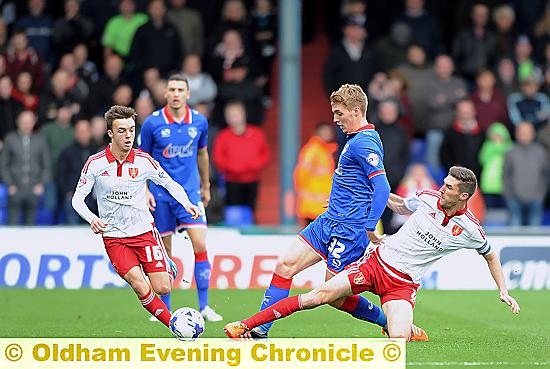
[1,289,548,368]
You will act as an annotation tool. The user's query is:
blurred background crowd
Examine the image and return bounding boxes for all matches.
[0,0,549,230]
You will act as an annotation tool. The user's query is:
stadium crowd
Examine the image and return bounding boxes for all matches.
[0,0,549,227]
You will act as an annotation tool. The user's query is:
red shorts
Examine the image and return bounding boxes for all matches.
[345,248,420,308]
[103,228,170,278]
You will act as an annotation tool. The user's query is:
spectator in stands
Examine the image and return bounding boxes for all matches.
[52,0,95,57]
[41,104,74,180]
[323,17,372,96]
[101,0,148,59]
[440,99,483,179]
[209,0,252,52]
[72,43,98,87]
[2,29,44,92]
[112,84,134,108]
[129,0,182,79]
[214,56,265,126]
[134,95,154,147]
[90,115,107,151]
[167,0,204,57]
[213,100,270,212]
[57,119,97,224]
[58,52,89,103]
[470,69,509,133]
[513,35,538,82]
[0,19,7,54]
[293,121,337,225]
[386,69,414,138]
[375,99,410,234]
[452,3,497,84]
[397,44,432,137]
[372,22,411,73]
[395,0,442,59]
[495,57,519,97]
[250,0,277,96]
[425,55,467,172]
[181,54,217,110]
[0,75,22,150]
[533,4,550,63]
[0,110,50,225]
[503,122,549,226]
[38,69,79,124]
[15,0,53,63]
[478,122,512,209]
[208,28,263,86]
[11,71,39,112]
[493,4,517,60]
[507,73,550,131]
[391,162,438,229]
[85,54,126,117]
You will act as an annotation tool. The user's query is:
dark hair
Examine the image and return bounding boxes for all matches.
[104,105,136,131]
[167,73,189,88]
[449,166,477,197]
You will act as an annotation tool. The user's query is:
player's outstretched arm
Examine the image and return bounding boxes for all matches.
[483,251,521,314]
[387,193,414,215]
[71,170,106,232]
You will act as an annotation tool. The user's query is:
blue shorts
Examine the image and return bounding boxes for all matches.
[299,214,369,273]
[152,191,207,236]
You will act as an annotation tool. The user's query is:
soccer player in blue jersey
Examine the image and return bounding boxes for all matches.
[139,74,222,322]
[248,84,391,338]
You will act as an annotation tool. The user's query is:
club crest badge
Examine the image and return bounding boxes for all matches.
[128,167,139,178]
[188,126,198,139]
[452,225,463,236]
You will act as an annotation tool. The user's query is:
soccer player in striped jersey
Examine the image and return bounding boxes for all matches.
[72,105,200,328]
[224,167,521,341]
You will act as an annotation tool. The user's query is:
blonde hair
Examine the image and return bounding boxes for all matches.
[329,84,368,117]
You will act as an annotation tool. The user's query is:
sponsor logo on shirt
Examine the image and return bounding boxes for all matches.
[162,142,194,158]
[106,190,132,201]
[416,230,443,251]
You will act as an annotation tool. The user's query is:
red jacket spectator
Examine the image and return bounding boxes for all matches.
[213,123,270,183]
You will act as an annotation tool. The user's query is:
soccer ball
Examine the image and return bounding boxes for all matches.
[169,307,205,341]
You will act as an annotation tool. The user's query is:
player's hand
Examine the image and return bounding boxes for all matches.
[185,204,201,220]
[200,186,211,207]
[146,190,156,212]
[500,291,520,314]
[367,231,386,245]
[90,218,107,234]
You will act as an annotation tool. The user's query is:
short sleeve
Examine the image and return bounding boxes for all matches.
[198,119,208,149]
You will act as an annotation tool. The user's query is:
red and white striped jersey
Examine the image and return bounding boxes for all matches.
[72,145,192,237]
[378,189,490,284]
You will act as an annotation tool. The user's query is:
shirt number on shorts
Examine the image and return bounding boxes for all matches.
[145,245,164,262]
[328,237,346,259]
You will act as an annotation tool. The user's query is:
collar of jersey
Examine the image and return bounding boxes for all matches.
[163,105,191,124]
[348,123,375,134]
[105,144,135,163]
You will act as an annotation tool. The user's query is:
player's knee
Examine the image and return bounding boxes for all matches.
[274,259,297,279]
[192,239,206,252]
[152,280,171,296]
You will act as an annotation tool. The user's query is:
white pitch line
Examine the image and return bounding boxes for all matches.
[408,362,550,366]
